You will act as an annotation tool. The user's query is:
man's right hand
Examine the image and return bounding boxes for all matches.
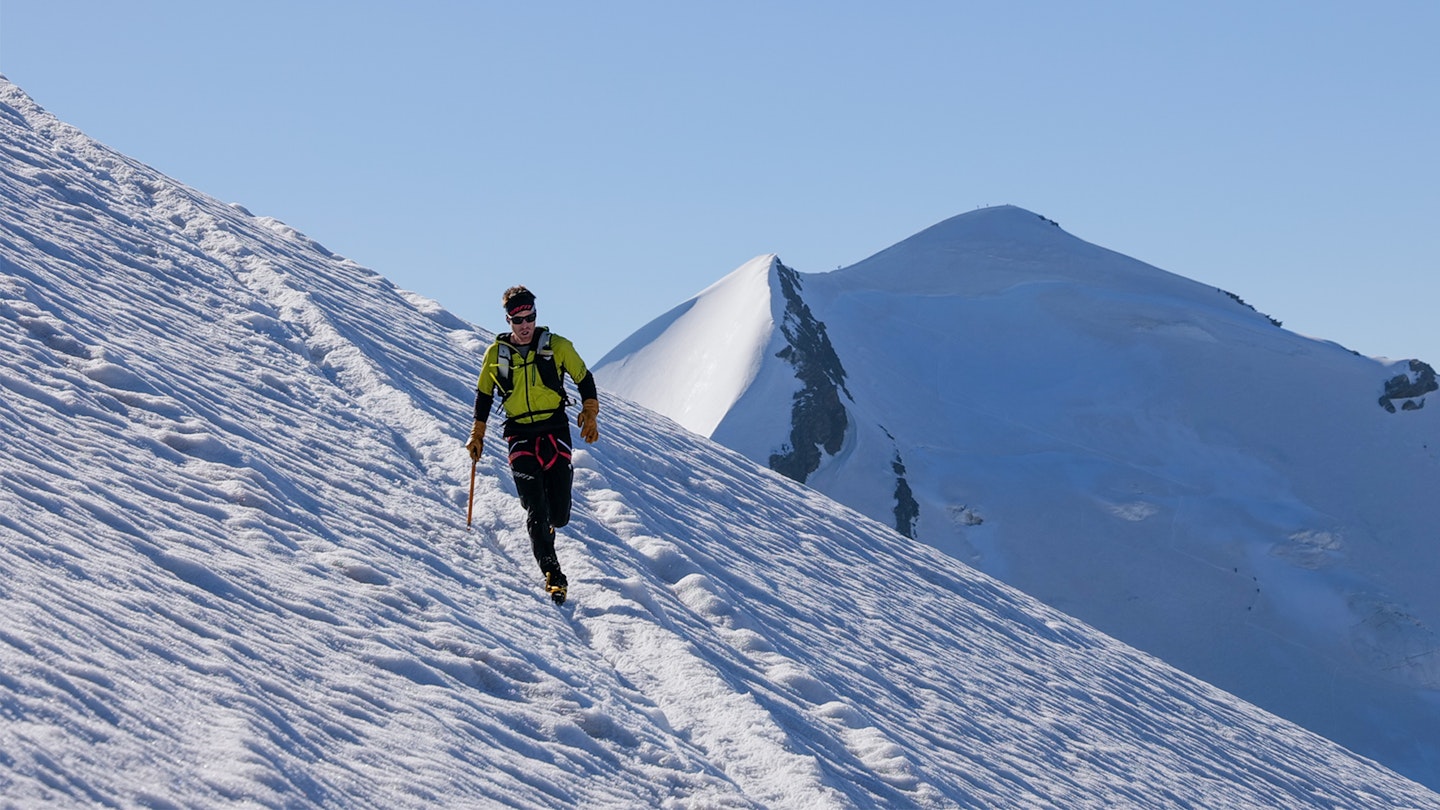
[466,420,487,461]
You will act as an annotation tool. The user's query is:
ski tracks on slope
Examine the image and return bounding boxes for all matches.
[568,451,944,809]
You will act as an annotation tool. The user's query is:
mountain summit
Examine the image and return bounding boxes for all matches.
[598,205,1440,789]
[831,206,1204,297]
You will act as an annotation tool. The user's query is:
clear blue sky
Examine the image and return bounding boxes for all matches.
[2,1,1436,367]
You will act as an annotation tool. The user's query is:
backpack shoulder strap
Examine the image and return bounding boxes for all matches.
[492,330,568,404]
[494,337,515,395]
[534,330,569,403]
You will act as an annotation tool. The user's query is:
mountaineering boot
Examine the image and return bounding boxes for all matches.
[545,569,568,605]
[535,521,566,605]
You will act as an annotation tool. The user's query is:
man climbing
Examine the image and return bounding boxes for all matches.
[466,285,600,604]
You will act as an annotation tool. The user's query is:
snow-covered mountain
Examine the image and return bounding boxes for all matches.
[598,207,1440,791]
[3,76,1438,808]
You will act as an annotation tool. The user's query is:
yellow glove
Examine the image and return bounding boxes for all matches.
[465,420,487,461]
[576,398,600,444]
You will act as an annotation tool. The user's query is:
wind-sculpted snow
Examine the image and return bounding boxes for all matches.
[2,77,1438,808]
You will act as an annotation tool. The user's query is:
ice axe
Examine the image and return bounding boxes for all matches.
[466,458,477,530]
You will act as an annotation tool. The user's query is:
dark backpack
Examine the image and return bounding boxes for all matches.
[495,329,568,403]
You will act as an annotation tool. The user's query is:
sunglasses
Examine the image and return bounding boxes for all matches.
[508,313,537,325]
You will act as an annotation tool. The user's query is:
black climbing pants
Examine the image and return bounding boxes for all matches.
[505,428,573,573]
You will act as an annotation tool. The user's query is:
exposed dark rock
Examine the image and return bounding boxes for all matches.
[768,262,852,483]
[892,451,920,539]
[1379,360,1437,413]
[1218,288,1282,327]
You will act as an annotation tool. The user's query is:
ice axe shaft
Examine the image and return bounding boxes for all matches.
[466,458,477,530]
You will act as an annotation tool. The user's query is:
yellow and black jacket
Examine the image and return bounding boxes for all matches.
[474,328,596,438]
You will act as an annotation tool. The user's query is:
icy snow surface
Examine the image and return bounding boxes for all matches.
[2,77,1438,808]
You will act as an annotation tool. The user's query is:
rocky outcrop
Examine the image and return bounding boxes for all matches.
[892,450,920,539]
[1379,360,1437,413]
[768,262,851,484]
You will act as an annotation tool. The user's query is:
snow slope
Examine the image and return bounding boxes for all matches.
[597,207,1440,791]
[3,77,1438,808]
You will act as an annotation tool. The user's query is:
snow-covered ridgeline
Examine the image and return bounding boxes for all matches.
[2,77,1437,808]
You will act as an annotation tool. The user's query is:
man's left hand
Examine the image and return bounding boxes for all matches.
[577,399,600,444]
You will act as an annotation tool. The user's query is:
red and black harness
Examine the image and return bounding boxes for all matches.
[506,432,572,474]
